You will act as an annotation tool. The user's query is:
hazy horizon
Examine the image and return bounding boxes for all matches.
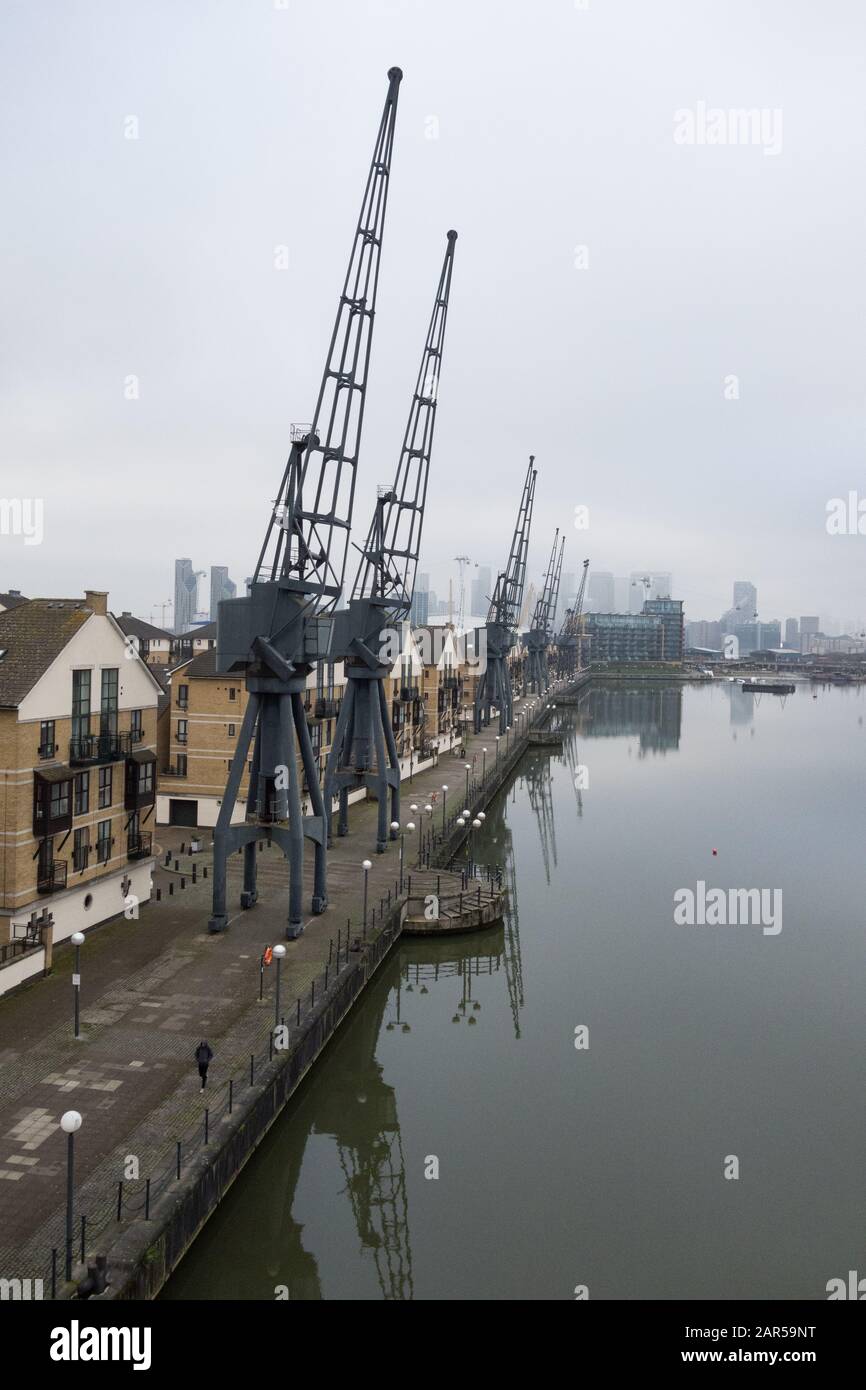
[2,1,865,628]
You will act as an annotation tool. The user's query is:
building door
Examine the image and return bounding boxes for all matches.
[169,799,198,827]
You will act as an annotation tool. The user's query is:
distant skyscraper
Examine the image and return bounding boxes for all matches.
[174,559,198,634]
[470,565,491,620]
[733,580,757,621]
[614,577,630,613]
[588,572,615,613]
[209,566,237,621]
[411,572,430,627]
[784,617,799,648]
[560,571,576,611]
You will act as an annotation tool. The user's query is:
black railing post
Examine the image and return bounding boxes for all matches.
[176,1141,181,1181]
[116,1181,123,1221]
[145,1178,151,1220]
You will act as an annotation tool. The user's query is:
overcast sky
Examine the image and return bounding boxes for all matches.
[2,0,865,629]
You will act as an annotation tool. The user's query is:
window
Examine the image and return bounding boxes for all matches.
[39,720,56,759]
[72,670,91,743]
[130,709,142,743]
[97,820,111,864]
[98,765,112,809]
[73,827,90,872]
[74,771,90,816]
[139,760,154,797]
[100,668,118,737]
[228,723,236,737]
[177,719,188,744]
[228,687,237,701]
[177,684,188,709]
[177,754,187,777]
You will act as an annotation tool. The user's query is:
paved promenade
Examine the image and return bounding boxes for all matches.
[0,687,566,1288]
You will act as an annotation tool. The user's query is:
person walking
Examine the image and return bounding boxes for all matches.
[195,1040,213,1089]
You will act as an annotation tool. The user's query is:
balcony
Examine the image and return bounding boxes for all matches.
[33,770,72,837]
[130,726,143,745]
[126,752,156,809]
[176,696,188,710]
[161,765,187,778]
[37,861,67,894]
[175,731,188,744]
[72,846,90,873]
[38,742,56,760]
[127,831,153,860]
[314,697,340,719]
[69,731,132,766]
[400,685,418,702]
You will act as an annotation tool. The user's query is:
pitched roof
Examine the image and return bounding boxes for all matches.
[0,599,93,707]
[0,591,27,611]
[115,612,173,642]
[185,649,219,679]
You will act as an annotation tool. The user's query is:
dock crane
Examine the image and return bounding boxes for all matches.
[557,558,589,679]
[324,231,458,852]
[524,529,564,695]
[473,457,536,735]
[207,67,403,937]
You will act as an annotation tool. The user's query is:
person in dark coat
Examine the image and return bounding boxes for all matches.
[195,1040,213,1089]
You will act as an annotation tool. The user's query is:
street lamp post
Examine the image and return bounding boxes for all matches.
[362,859,372,929]
[441,785,449,833]
[71,932,84,1040]
[469,817,481,875]
[61,1110,82,1280]
[495,734,501,765]
[273,943,286,1026]
[422,805,432,864]
[482,747,487,781]
[464,762,471,805]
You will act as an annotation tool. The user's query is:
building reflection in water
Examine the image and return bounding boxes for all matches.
[573,684,683,753]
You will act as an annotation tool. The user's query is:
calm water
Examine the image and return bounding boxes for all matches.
[163,680,866,1300]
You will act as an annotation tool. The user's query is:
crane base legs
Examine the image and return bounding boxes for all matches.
[323,673,401,854]
[208,683,328,938]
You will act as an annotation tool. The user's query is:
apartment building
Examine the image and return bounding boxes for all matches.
[157,651,347,828]
[415,625,465,744]
[115,612,174,665]
[0,592,161,995]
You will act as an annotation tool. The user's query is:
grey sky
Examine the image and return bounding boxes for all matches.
[2,0,865,629]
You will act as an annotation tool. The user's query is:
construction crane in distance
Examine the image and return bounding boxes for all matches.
[453,554,473,632]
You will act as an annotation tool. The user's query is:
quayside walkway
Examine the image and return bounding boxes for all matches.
[0,678,586,1296]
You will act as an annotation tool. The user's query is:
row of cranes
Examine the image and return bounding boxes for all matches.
[206,67,589,938]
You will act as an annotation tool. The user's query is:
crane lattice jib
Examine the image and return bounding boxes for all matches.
[548,533,565,636]
[351,231,457,622]
[532,527,561,635]
[254,67,403,608]
[488,456,536,629]
[561,558,590,637]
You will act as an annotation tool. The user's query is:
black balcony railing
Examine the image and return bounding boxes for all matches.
[37,861,67,894]
[127,831,152,860]
[176,696,188,709]
[130,727,143,745]
[314,697,340,719]
[175,732,188,744]
[161,765,186,778]
[38,742,56,760]
[400,685,418,702]
[69,731,131,765]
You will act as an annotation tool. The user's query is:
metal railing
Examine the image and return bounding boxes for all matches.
[69,731,131,765]
[37,861,67,894]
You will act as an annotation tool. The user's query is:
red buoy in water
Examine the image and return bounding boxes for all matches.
[712,848,718,856]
